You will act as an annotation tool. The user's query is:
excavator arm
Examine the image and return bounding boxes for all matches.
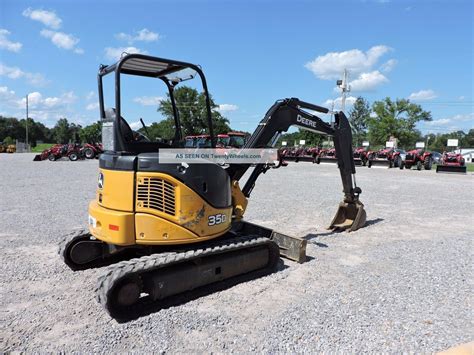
[228,97,366,232]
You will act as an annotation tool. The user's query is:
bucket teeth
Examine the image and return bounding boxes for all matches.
[329,200,366,232]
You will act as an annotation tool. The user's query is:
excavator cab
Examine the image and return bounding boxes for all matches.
[61,53,366,320]
[98,54,216,153]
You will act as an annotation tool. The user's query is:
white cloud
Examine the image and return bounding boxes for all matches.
[86,102,99,110]
[323,96,357,110]
[0,29,22,52]
[19,91,76,109]
[116,29,160,44]
[22,8,62,29]
[0,63,48,86]
[380,59,397,72]
[458,96,465,101]
[216,104,238,112]
[305,45,392,80]
[349,70,388,91]
[0,88,77,123]
[104,46,147,61]
[408,89,437,101]
[133,96,164,106]
[424,113,473,129]
[129,121,142,130]
[40,29,83,54]
[0,86,16,100]
[86,91,96,100]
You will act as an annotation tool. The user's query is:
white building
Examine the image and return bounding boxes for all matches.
[454,148,474,163]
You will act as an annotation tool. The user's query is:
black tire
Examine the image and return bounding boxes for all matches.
[84,147,95,159]
[416,160,422,171]
[424,156,432,170]
[399,161,404,170]
[48,154,56,161]
[368,160,372,168]
[389,160,394,169]
[394,156,402,168]
[69,152,79,161]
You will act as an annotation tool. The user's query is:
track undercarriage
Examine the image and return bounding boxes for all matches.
[60,222,306,320]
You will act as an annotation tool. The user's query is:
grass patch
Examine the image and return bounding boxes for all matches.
[466,163,474,172]
[31,143,55,153]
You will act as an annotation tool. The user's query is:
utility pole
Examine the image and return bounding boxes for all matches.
[336,69,351,113]
[25,94,29,150]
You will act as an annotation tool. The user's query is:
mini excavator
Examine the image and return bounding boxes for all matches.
[60,54,366,319]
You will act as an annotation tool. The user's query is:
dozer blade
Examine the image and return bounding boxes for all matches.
[436,165,467,174]
[231,221,307,263]
[33,154,42,161]
[329,200,366,232]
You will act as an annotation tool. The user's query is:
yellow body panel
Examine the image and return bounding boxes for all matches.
[135,172,232,237]
[231,180,248,220]
[135,213,228,245]
[88,170,235,246]
[88,200,135,245]
[97,169,134,212]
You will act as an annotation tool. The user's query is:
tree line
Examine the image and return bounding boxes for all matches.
[1,89,472,151]
[279,97,474,152]
[0,116,101,147]
[0,86,232,147]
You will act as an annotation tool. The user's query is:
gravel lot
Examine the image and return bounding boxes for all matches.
[1,153,473,353]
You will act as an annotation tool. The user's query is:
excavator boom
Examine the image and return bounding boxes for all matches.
[228,98,366,232]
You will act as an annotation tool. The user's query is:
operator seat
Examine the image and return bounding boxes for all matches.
[105,108,134,143]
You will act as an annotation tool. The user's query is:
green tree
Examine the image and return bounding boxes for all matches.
[158,86,230,136]
[368,98,432,148]
[348,97,370,146]
[278,129,325,147]
[139,119,175,141]
[80,121,102,143]
[464,129,474,147]
[52,118,73,143]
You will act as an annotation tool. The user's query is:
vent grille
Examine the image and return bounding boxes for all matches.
[137,177,176,215]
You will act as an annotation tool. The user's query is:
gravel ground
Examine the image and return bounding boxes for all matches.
[1,153,473,353]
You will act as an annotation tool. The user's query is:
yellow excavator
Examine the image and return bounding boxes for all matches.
[60,54,366,319]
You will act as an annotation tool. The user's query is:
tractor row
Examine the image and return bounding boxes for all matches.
[280,146,466,173]
[33,143,103,161]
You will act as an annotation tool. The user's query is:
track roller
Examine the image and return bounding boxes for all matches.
[96,236,279,320]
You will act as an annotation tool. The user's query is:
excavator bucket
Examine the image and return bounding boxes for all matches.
[329,200,366,232]
[436,165,467,174]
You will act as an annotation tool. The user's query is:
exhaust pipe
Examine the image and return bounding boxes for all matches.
[329,199,366,232]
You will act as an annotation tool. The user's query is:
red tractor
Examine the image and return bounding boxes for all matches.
[293,146,320,163]
[82,143,103,159]
[402,149,433,170]
[436,151,466,173]
[316,147,337,164]
[33,143,83,161]
[353,147,369,166]
[367,148,402,168]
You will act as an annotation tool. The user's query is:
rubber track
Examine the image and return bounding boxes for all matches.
[58,229,131,270]
[58,229,95,270]
[96,235,277,319]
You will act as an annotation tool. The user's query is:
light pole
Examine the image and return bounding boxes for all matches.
[25,94,29,150]
[336,69,351,113]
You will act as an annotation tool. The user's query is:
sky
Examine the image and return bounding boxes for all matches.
[0,0,473,135]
